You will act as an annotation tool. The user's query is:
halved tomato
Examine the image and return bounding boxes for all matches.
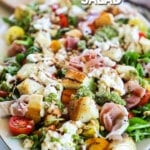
[128,112,135,119]
[9,116,34,135]
[59,14,68,28]
[0,90,8,98]
[138,92,150,106]
[139,32,146,39]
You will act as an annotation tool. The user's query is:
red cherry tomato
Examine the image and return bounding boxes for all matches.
[128,112,135,119]
[0,90,8,98]
[139,32,146,39]
[9,116,34,135]
[22,58,27,65]
[138,92,150,106]
[88,23,95,34]
[59,14,68,28]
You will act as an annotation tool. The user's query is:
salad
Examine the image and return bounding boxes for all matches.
[0,0,150,149]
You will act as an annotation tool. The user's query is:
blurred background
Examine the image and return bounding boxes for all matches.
[0,0,149,13]
[0,0,149,19]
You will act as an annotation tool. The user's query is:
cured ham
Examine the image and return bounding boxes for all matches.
[10,95,29,116]
[125,95,141,109]
[100,103,128,140]
[125,80,146,108]
[69,56,84,71]
[125,80,146,98]
[8,42,26,57]
[69,50,116,72]
[65,36,78,51]
[0,95,29,117]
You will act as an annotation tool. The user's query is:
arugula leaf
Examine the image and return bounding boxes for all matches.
[25,46,41,56]
[56,69,67,78]
[52,28,70,39]
[121,51,150,77]
[3,12,31,32]
[15,36,34,47]
[136,63,144,77]
[0,97,4,101]
[147,28,150,39]
[72,0,82,7]
[2,17,16,26]
[0,81,11,92]
[77,40,86,50]
[6,63,21,75]
[126,117,150,142]
[69,16,78,27]
[132,103,150,121]
[116,18,129,24]
[129,117,148,126]
[12,134,28,139]
[16,53,26,64]
[121,51,139,66]
[27,2,39,11]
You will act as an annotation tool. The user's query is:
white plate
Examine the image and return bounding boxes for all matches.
[0,3,150,150]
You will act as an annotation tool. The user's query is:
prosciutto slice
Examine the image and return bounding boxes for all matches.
[100,103,129,140]
[125,80,146,108]
[69,56,84,71]
[125,95,141,109]
[65,36,78,51]
[125,80,146,98]
[0,95,30,118]
[69,50,116,72]
[10,95,29,116]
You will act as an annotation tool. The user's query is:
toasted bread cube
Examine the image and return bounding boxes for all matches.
[65,29,82,39]
[17,78,43,95]
[69,97,99,122]
[25,94,44,123]
[65,69,87,83]
[94,12,114,28]
[86,138,109,150]
[105,6,120,16]
[61,89,76,104]
[17,63,37,80]
[62,79,81,89]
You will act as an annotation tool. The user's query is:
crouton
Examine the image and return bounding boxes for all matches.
[63,70,96,91]
[65,29,82,39]
[62,79,81,89]
[17,79,43,95]
[50,40,61,53]
[105,6,120,16]
[17,63,37,80]
[68,97,99,122]
[61,89,76,104]
[25,94,44,123]
[94,12,114,28]
[86,138,109,150]
[65,69,87,83]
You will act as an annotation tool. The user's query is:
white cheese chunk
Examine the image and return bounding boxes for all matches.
[139,37,150,53]
[33,17,51,31]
